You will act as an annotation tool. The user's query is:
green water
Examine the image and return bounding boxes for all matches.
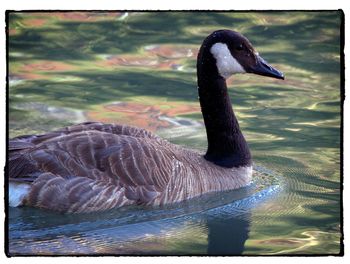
[7,11,342,255]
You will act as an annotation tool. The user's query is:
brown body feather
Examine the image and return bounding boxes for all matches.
[9,122,251,213]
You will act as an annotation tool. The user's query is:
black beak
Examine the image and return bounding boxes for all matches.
[248,55,284,80]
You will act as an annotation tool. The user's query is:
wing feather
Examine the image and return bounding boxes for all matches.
[8,126,176,212]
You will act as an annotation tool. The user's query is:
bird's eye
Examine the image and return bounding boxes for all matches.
[236,44,244,51]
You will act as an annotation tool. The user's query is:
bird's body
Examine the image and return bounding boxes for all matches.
[9,122,252,213]
[8,30,283,213]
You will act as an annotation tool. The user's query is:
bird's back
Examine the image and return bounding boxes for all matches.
[8,122,176,212]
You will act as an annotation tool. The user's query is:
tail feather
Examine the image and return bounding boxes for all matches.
[8,154,39,182]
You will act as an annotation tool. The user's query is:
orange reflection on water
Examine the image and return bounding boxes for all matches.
[32,12,126,22]
[20,61,76,73]
[22,18,48,27]
[86,101,200,132]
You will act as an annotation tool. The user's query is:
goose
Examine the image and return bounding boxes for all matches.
[8,30,284,213]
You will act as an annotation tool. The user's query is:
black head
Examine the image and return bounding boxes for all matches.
[198,30,284,80]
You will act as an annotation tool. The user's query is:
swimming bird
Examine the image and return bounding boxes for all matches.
[8,30,284,213]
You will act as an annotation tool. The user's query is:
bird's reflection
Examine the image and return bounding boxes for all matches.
[7,184,277,256]
[206,212,250,255]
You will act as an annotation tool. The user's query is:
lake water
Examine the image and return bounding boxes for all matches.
[7,11,342,255]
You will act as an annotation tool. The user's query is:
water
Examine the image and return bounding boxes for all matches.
[7,11,342,255]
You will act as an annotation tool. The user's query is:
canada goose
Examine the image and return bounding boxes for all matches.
[8,30,284,213]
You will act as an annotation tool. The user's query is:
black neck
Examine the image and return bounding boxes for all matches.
[197,44,251,168]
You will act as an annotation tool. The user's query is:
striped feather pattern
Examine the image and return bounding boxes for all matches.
[8,122,252,213]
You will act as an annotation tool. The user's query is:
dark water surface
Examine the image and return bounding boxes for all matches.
[7,11,342,255]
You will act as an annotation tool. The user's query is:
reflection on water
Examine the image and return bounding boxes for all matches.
[9,170,278,255]
[7,11,342,255]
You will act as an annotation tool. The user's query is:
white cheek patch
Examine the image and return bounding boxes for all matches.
[210,43,246,79]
